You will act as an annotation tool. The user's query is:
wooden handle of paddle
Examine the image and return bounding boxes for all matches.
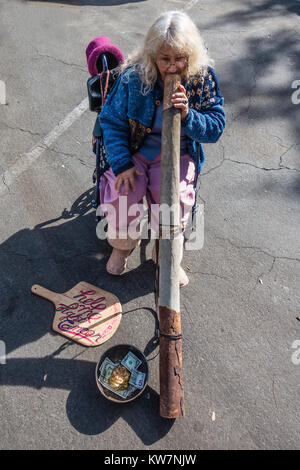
[31,284,62,304]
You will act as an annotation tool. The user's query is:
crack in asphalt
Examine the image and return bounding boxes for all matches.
[247,256,277,300]
[48,148,95,168]
[278,143,298,169]
[215,235,300,264]
[201,148,300,176]
[1,122,41,137]
[189,269,229,281]
[2,174,10,193]
[225,158,300,173]
[33,53,87,73]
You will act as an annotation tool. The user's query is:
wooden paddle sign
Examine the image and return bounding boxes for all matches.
[31,282,122,347]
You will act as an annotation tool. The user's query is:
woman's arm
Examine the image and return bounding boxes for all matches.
[99,76,135,176]
[182,67,226,143]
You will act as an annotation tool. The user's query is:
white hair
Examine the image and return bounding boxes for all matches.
[118,10,214,93]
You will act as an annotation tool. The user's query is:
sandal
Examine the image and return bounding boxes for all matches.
[106,248,132,276]
[106,235,141,276]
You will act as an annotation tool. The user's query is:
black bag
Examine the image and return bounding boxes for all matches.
[87,68,118,113]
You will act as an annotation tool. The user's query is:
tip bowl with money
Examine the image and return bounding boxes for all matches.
[95,344,149,403]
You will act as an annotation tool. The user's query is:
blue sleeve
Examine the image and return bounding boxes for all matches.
[182,67,226,143]
[99,75,135,176]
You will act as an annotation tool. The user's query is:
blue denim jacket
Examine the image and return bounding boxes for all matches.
[99,66,225,177]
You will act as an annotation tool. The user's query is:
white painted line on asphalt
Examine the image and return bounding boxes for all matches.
[184,0,199,10]
[0,80,6,105]
[0,97,89,195]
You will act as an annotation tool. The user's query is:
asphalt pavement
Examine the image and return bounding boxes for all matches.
[0,0,299,450]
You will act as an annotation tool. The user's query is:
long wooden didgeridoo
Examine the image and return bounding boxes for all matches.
[159,73,185,419]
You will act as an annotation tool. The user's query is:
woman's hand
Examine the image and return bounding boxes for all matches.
[171,84,189,120]
[115,166,144,195]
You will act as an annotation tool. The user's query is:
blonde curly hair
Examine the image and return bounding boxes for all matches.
[118,10,214,94]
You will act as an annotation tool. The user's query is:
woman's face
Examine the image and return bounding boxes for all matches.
[155,44,188,81]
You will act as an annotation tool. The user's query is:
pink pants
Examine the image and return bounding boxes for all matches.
[99,152,196,237]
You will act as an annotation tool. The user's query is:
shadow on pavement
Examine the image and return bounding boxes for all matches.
[206,0,300,24]
[0,188,169,444]
[26,0,147,6]
[204,0,300,144]
[0,187,156,353]
[1,356,173,443]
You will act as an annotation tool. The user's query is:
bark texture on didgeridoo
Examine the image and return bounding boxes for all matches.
[159,305,185,419]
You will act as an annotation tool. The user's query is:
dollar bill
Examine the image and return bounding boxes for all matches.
[129,369,146,389]
[121,351,142,372]
[98,357,116,382]
[102,363,115,384]
[99,357,115,372]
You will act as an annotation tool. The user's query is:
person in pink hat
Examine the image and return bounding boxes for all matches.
[92,12,226,287]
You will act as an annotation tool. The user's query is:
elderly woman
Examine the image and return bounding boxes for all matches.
[99,10,225,285]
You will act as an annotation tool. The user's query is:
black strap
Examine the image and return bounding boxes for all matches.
[157,329,183,341]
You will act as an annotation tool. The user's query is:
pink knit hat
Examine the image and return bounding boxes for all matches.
[86,36,124,76]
